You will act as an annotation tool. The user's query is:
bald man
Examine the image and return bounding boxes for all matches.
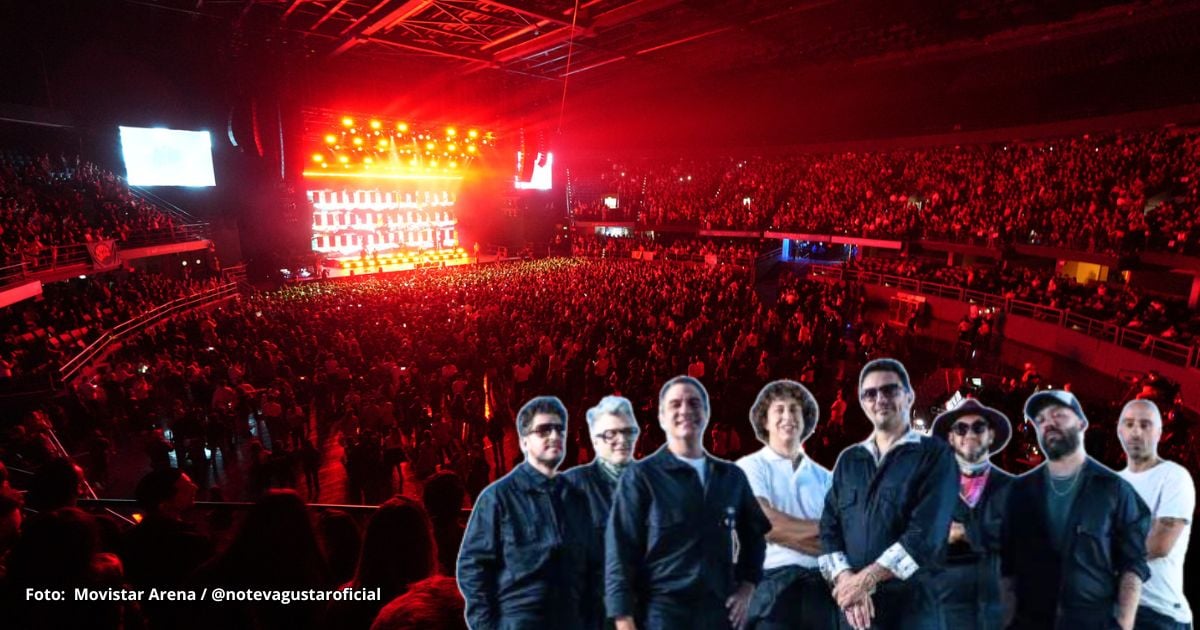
[1117,400,1195,630]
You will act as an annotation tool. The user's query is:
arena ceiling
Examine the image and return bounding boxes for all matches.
[131,0,1198,82]
[7,1,1200,150]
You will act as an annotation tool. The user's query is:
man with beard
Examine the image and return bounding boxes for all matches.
[818,358,959,630]
[928,399,1015,630]
[1117,400,1194,630]
[564,395,642,629]
[457,396,595,629]
[1002,390,1151,630]
[736,380,837,630]
[606,376,770,630]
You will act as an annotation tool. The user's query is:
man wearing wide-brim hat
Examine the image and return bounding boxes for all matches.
[929,398,1016,630]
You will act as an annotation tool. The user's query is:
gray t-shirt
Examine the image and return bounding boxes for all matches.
[1045,467,1083,551]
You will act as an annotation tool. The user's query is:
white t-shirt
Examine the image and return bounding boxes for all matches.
[1120,460,1195,623]
[737,446,832,569]
[675,453,708,486]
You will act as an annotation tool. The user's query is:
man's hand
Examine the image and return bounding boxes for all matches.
[948,521,967,544]
[832,570,877,609]
[614,616,637,630]
[842,594,875,630]
[725,581,755,630]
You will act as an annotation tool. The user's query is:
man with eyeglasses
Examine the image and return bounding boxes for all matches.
[457,396,595,629]
[1117,399,1194,630]
[564,395,642,629]
[818,358,959,630]
[736,380,837,630]
[1001,390,1151,630]
[606,376,770,630]
[928,398,1015,630]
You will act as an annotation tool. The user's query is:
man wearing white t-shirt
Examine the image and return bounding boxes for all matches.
[737,380,836,630]
[1117,399,1195,630]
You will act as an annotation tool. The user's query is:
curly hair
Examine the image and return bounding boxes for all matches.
[749,380,819,445]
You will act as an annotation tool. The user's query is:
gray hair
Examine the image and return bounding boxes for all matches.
[586,396,637,433]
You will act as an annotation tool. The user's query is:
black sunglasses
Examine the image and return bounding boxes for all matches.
[951,420,990,436]
[860,383,905,402]
[528,423,565,438]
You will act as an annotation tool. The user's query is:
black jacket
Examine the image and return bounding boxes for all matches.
[456,463,594,630]
[819,432,959,600]
[563,460,620,629]
[605,446,770,619]
[933,464,1016,630]
[1002,457,1151,629]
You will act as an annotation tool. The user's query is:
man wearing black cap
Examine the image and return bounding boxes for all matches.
[1002,390,1152,630]
[929,399,1015,630]
[818,358,959,630]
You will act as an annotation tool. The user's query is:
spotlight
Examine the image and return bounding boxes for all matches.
[370,120,381,129]
[312,154,324,162]
[342,117,354,127]
[324,134,337,144]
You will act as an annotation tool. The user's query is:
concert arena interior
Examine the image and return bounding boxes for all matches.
[2,1,1200,628]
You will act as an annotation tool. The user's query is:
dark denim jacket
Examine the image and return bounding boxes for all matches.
[1002,457,1151,630]
[820,433,959,575]
[932,465,1015,630]
[563,460,619,629]
[605,446,769,619]
[456,463,595,630]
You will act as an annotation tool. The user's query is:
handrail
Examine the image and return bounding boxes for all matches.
[0,261,29,285]
[810,265,1199,368]
[127,185,201,224]
[58,283,238,383]
[119,223,209,249]
[1,225,208,281]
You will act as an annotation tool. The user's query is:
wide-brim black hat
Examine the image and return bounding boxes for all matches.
[931,398,1012,454]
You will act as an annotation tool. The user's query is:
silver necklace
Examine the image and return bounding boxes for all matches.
[1048,467,1082,497]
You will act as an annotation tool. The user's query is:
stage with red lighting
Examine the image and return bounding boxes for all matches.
[304,113,494,276]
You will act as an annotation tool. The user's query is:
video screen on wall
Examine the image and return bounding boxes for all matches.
[119,126,216,187]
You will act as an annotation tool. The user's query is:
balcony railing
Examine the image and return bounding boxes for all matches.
[809,265,1199,369]
[58,283,239,383]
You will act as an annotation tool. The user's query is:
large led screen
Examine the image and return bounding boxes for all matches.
[119,126,216,187]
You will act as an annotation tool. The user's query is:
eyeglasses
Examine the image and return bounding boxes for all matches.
[951,420,989,436]
[860,383,905,402]
[527,423,565,438]
[594,428,639,443]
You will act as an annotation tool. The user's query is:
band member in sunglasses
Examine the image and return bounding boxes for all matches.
[564,395,642,629]
[606,376,770,630]
[457,396,596,629]
[818,359,959,630]
[929,398,1015,630]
